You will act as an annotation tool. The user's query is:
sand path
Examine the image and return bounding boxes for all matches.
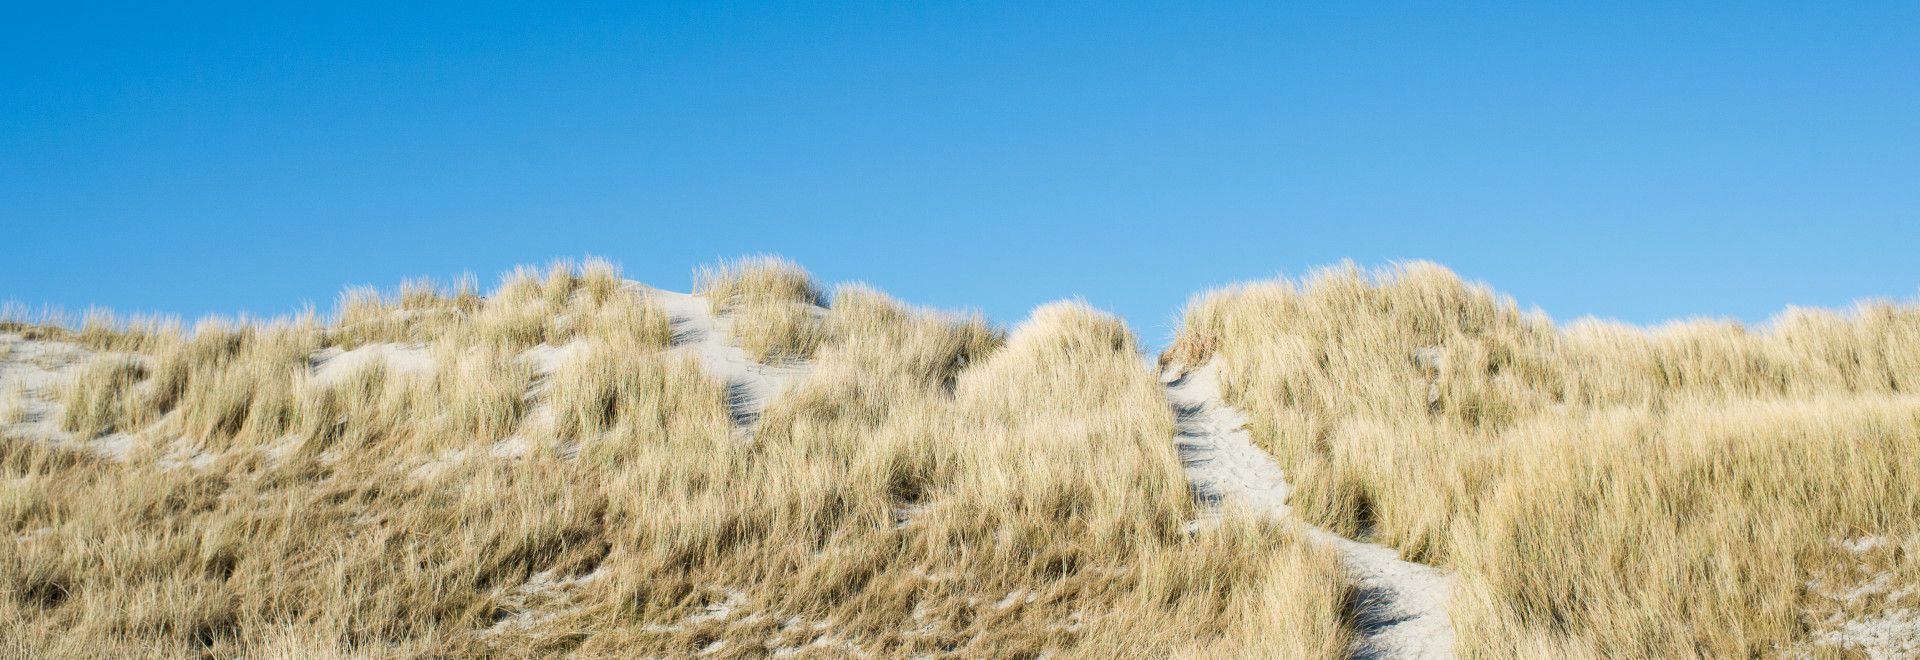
[641,285,811,434]
[1164,360,1455,660]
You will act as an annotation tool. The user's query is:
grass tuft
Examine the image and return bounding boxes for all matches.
[58,356,150,438]
[694,255,825,309]
[696,256,830,362]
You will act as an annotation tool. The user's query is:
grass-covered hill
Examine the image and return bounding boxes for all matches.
[3,257,1916,657]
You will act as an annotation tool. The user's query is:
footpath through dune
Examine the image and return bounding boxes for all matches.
[639,285,811,434]
[1164,360,1455,660]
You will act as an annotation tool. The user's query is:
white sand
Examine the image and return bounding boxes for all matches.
[636,284,812,436]
[1164,360,1455,659]
[1809,609,1920,659]
[0,333,91,439]
[1800,536,1920,658]
[0,332,139,460]
[307,342,435,387]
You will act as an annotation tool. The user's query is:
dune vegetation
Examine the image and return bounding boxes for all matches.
[694,258,829,363]
[7,256,1916,657]
[0,258,1350,657]
[1166,261,1920,657]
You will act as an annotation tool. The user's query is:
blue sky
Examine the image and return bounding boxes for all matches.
[3,2,1916,346]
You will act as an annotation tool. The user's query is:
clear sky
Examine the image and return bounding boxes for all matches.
[4,2,1916,346]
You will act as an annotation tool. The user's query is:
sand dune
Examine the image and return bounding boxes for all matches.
[2,256,1913,657]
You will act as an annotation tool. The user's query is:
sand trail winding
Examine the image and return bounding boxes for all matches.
[1164,360,1454,660]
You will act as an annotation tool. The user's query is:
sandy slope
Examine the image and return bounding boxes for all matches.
[641,285,812,434]
[0,333,87,439]
[0,285,811,459]
[309,342,435,386]
[0,332,140,459]
[1164,360,1455,660]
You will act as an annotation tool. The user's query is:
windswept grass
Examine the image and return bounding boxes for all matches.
[694,255,824,309]
[161,321,318,451]
[1,305,184,354]
[1170,261,1920,657]
[696,256,829,362]
[7,257,1353,656]
[57,356,150,439]
[0,379,25,426]
[518,292,1352,656]
[542,342,730,459]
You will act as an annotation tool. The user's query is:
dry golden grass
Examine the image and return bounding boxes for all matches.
[695,256,829,362]
[694,255,825,309]
[4,258,1353,657]
[541,341,729,459]
[57,356,151,439]
[0,379,24,426]
[1,306,184,356]
[1169,261,1920,657]
[325,258,669,353]
[78,308,185,354]
[531,290,1353,657]
[725,301,828,363]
